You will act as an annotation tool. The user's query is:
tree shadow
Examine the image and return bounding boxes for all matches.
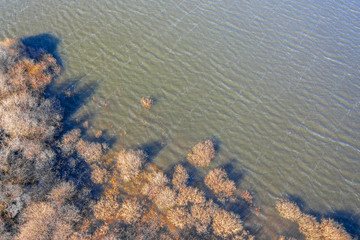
[21,33,63,66]
[20,33,117,203]
[139,140,166,163]
[218,159,244,184]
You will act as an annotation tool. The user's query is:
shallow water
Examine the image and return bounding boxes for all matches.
[1,0,360,238]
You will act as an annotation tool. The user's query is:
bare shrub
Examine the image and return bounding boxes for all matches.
[205,168,236,200]
[9,54,60,91]
[59,129,81,157]
[175,186,206,206]
[118,199,143,224]
[187,139,215,167]
[241,190,253,204]
[166,207,192,230]
[91,164,109,184]
[95,130,102,138]
[49,182,75,205]
[16,202,56,240]
[276,199,352,240]
[16,201,79,240]
[53,222,73,240]
[212,209,243,238]
[141,96,153,110]
[141,171,169,199]
[93,196,120,222]
[276,199,302,222]
[297,214,322,239]
[320,219,352,240]
[0,92,62,140]
[190,202,215,234]
[153,187,176,209]
[172,165,188,190]
[76,139,104,164]
[0,137,55,184]
[115,149,146,182]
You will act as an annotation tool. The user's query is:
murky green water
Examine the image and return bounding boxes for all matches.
[1,0,359,238]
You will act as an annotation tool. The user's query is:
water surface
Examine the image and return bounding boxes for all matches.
[1,0,359,238]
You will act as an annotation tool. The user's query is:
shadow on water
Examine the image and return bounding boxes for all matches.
[287,194,360,238]
[20,33,117,205]
[21,33,63,66]
[218,159,244,184]
[139,140,166,163]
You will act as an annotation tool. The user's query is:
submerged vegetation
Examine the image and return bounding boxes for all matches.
[0,38,355,239]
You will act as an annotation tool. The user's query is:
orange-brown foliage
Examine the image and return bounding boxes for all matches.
[205,168,236,201]
[141,96,153,110]
[187,139,215,167]
[0,39,17,47]
[241,190,253,204]
[8,53,60,92]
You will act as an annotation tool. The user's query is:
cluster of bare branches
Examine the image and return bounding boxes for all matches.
[276,199,352,240]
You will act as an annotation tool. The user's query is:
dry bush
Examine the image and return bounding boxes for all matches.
[297,214,322,239]
[212,209,243,238]
[187,139,215,167]
[115,149,146,182]
[241,190,253,204]
[320,219,352,240]
[91,164,109,184]
[190,201,216,234]
[16,201,79,240]
[166,207,192,230]
[59,129,81,157]
[276,199,302,222]
[0,136,55,184]
[16,202,56,240]
[95,130,102,138]
[93,196,120,222]
[175,186,206,206]
[205,168,236,200]
[9,54,60,91]
[141,171,169,200]
[172,165,188,190]
[153,187,176,209]
[118,199,143,224]
[49,182,75,205]
[76,139,104,164]
[276,199,352,240]
[0,92,62,140]
[0,39,24,75]
[141,96,153,110]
